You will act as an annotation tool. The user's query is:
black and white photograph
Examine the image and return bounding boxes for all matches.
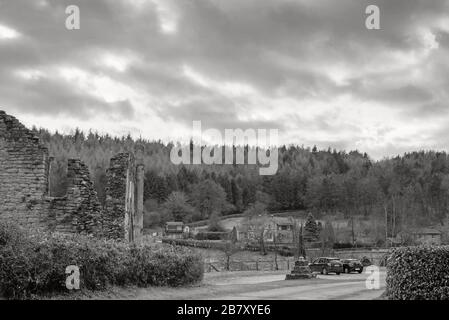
[1,0,449,306]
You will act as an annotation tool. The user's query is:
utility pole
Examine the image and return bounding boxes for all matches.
[299,223,306,259]
[351,216,355,247]
[384,204,388,248]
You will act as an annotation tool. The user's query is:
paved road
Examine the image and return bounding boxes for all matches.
[208,269,386,300]
[74,268,386,300]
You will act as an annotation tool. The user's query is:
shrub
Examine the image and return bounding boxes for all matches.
[333,242,354,249]
[379,253,390,267]
[162,238,235,252]
[195,231,227,240]
[278,246,294,257]
[119,245,203,287]
[143,211,161,228]
[0,222,203,299]
[386,246,449,300]
[360,256,372,266]
[0,221,27,246]
[207,212,226,233]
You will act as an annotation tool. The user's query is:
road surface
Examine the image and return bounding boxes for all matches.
[207,269,386,300]
[50,268,386,300]
[90,267,386,300]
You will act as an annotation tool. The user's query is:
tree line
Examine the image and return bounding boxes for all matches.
[35,127,449,239]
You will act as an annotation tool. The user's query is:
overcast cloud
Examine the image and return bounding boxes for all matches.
[0,0,448,159]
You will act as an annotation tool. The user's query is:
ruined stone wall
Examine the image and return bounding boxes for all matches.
[0,111,102,236]
[135,154,144,242]
[104,152,144,242]
[49,159,103,236]
[1,110,143,242]
[0,111,51,229]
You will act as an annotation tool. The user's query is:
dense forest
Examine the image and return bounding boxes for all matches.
[34,127,449,239]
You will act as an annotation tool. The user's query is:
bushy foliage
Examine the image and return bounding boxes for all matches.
[243,201,267,219]
[190,179,228,219]
[332,242,356,249]
[143,211,162,228]
[162,191,196,222]
[360,256,372,266]
[386,246,449,300]
[0,222,203,299]
[0,222,24,246]
[277,246,294,257]
[208,212,226,232]
[304,213,319,242]
[195,232,228,241]
[162,238,231,251]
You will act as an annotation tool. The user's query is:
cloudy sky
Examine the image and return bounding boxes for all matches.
[0,0,448,159]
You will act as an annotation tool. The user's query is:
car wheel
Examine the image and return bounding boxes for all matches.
[322,267,328,275]
[344,267,350,274]
[358,269,363,274]
[336,272,340,275]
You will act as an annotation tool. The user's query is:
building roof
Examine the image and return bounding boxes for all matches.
[411,228,441,235]
[166,221,184,226]
[272,217,294,226]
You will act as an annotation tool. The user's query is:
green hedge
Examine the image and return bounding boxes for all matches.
[162,238,230,250]
[386,246,449,300]
[0,222,203,299]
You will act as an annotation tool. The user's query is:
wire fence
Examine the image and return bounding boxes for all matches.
[204,257,295,272]
[203,248,387,272]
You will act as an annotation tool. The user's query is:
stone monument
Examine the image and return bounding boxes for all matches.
[285,257,316,280]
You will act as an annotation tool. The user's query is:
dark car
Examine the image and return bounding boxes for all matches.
[341,259,363,274]
[308,257,343,275]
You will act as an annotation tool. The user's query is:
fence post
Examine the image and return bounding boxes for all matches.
[287,259,289,270]
[256,259,259,271]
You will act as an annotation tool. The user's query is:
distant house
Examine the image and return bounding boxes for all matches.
[396,228,442,245]
[265,217,295,244]
[238,216,295,244]
[165,221,184,239]
[411,228,442,245]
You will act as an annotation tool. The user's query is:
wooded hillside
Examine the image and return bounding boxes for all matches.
[35,127,449,242]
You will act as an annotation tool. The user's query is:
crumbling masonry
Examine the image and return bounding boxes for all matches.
[0,111,144,242]
[104,151,144,242]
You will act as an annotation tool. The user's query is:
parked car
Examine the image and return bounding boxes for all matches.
[308,257,343,275]
[341,259,364,274]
